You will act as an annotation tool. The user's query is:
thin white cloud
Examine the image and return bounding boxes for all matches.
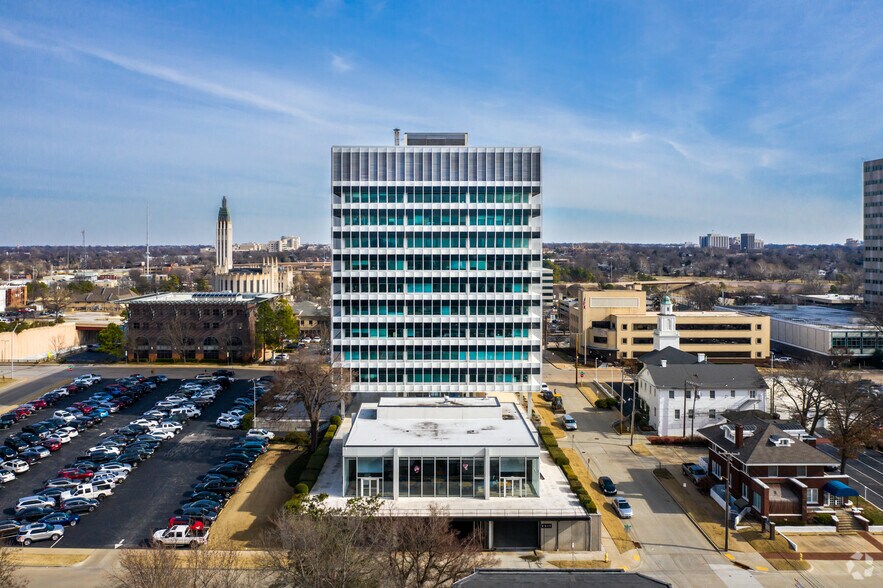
[331,53,352,73]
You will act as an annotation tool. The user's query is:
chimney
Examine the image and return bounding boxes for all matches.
[735,424,744,449]
[394,128,401,146]
[660,359,667,368]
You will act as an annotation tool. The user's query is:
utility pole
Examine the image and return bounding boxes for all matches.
[722,452,735,552]
[683,379,688,438]
[619,367,624,434]
[629,370,637,446]
[81,230,87,271]
[574,332,579,386]
[146,201,151,279]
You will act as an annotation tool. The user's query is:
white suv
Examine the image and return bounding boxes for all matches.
[216,416,240,430]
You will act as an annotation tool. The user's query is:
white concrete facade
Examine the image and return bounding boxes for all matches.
[331,134,543,395]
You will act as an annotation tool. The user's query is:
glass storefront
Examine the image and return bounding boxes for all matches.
[344,455,539,498]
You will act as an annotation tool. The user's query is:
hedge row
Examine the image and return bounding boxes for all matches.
[647,435,707,446]
[537,423,595,513]
[594,397,618,410]
[284,423,339,508]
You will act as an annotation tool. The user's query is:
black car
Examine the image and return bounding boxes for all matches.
[209,462,248,475]
[222,452,256,465]
[35,487,68,503]
[15,506,57,522]
[60,497,99,514]
[598,476,618,496]
[87,451,119,463]
[0,519,23,539]
[116,453,146,465]
[19,432,42,446]
[40,393,61,405]
[73,416,96,429]
[23,425,52,439]
[180,507,218,522]
[0,414,17,429]
[68,460,100,472]
[18,448,43,464]
[181,499,222,513]
[0,446,17,460]
[213,369,235,378]
[201,473,238,485]
[231,441,267,454]
[43,417,67,430]
[5,437,29,452]
[67,419,89,432]
[187,491,226,504]
[194,480,238,496]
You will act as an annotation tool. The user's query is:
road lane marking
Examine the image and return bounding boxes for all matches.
[115,539,125,549]
[50,536,63,548]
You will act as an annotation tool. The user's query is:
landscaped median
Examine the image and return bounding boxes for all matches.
[284,415,342,508]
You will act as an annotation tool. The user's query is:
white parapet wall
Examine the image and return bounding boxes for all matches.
[0,322,82,361]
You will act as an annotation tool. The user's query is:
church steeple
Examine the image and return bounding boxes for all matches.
[653,295,680,351]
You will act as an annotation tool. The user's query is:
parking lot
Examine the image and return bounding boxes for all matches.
[1,370,270,548]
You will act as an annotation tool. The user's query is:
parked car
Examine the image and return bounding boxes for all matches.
[188,491,226,504]
[612,497,633,519]
[0,446,17,460]
[0,469,15,483]
[57,468,95,481]
[181,499,222,513]
[38,511,80,527]
[682,463,707,484]
[16,496,58,512]
[215,416,240,430]
[180,507,218,522]
[2,459,30,474]
[41,439,62,452]
[60,497,99,514]
[0,519,23,540]
[16,522,63,545]
[598,476,617,496]
[194,480,238,496]
[15,506,58,522]
[153,524,209,547]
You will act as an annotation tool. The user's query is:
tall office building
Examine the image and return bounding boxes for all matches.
[331,132,543,395]
[740,233,757,251]
[864,157,883,304]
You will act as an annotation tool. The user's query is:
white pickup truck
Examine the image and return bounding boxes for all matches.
[60,481,115,502]
[152,525,209,547]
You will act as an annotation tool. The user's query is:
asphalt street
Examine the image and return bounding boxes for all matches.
[0,367,270,548]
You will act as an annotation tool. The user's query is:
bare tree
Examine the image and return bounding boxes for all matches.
[685,283,720,310]
[778,360,831,435]
[261,496,388,588]
[275,349,350,451]
[44,283,71,315]
[823,376,883,475]
[384,505,497,588]
[49,332,68,358]
[162,313,192,363]
[0,546,28,588]
[106,541,246,588]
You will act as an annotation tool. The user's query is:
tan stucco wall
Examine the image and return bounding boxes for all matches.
[0,322,82,361]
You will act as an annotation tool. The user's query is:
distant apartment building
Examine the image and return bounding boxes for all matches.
[740,233,763,251]
[0,285,27,312]
[267,236,301,252]
[699,233,730,249]
[331,132,543,395]
[564,288,769,361]
[864,157,883,304]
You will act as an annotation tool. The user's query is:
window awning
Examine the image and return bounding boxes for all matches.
[822,480,859,498]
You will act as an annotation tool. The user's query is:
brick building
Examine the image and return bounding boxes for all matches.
[697,412,849,522]
[121,292,278,363]
[1,285,27,311]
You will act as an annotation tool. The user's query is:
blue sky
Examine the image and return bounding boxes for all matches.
[1,0,881,245]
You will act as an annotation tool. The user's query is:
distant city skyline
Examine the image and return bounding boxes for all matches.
[1,1,882,245]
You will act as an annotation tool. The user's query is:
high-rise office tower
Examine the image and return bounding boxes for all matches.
[216,196,233,272]
[864,157,883,304]
[740,233,756,251]
[331,132,543,395]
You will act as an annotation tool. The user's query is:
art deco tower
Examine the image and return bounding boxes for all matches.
[216,196,233,272]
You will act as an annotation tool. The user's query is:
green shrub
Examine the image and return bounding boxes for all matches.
[578,495,597,513]
[330,415,342,426]
[594,398,617,410]
[569,480,584,494]
[813,513,834,526]
[284,451,312,489]
[306,453,327,471]
[322,425,338,442]
[548,448,569,466]
[541,433,558,449]
[299,470,319,487]
[537,426,552,437]
[293,483,309,495]
[240,412,254,431]
[279,431,309,446]
[284,494,305,511]
[562,465,578,482]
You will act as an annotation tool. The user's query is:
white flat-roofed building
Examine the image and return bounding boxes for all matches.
[331,131,543,395]
[311,396,599,551]
[341,397,540,500]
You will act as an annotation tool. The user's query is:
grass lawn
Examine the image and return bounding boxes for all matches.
[854,496,883,525]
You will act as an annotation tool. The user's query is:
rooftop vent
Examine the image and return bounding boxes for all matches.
[769,434,794,447]
[404,132,468,146]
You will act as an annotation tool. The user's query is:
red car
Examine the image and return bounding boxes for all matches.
[13,406,33,418]
[72,403,94,414]
[57,468,94,480]
[66,384,80,393]
[41,439,62,452]
[168,517,205,532]
[27,399,48,410]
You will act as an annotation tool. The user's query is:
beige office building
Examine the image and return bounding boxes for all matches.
[563,289,769,362]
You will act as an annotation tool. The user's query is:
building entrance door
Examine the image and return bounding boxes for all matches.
[359,477,381,497]
[501,477,525,497]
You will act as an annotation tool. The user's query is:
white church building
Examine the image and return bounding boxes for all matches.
[634,296,768,437]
